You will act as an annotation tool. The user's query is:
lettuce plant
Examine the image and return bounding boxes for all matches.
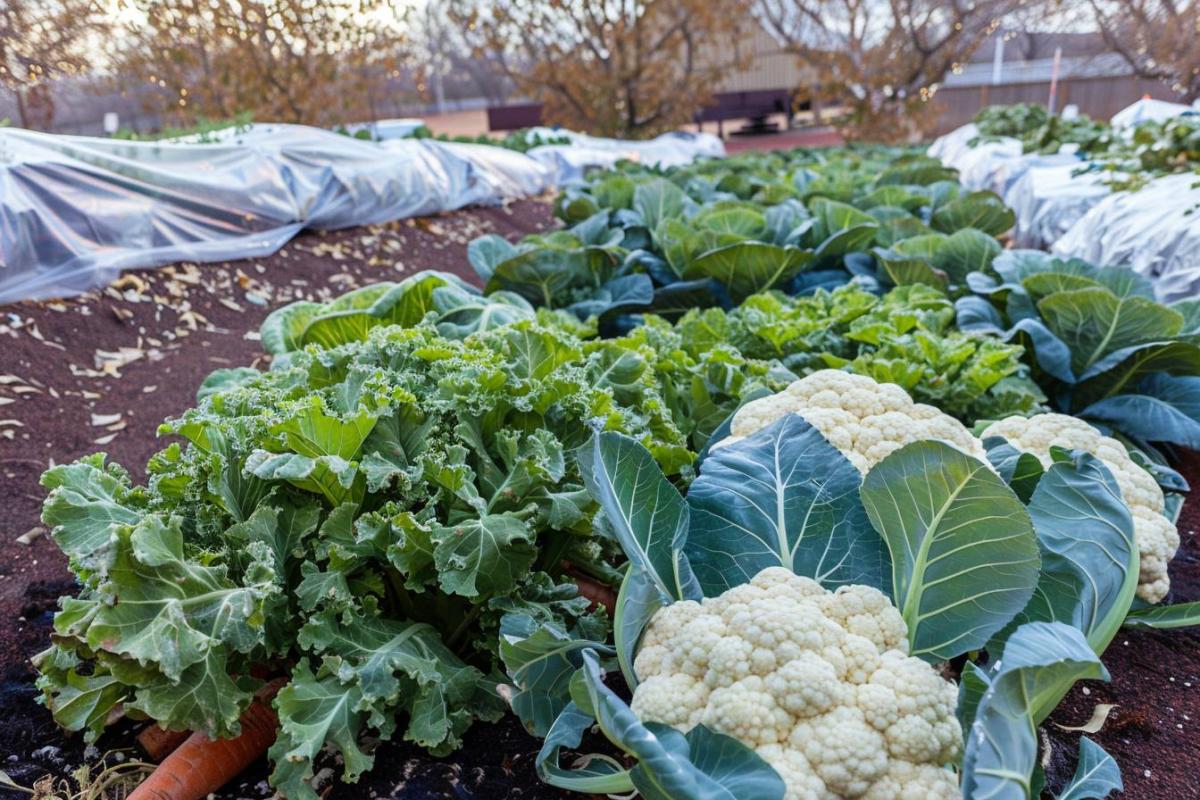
[672,282,1043,423]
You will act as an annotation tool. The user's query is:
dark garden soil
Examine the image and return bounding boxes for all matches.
[1,195,1199,799]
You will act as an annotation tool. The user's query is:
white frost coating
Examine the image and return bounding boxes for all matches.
[715,369,987,473]
[631,567,960,799]
[982,413,1180,603]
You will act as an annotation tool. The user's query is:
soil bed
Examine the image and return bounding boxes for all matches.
[1,197,1199,799]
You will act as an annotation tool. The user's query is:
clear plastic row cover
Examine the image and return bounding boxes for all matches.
[0,124,721,304]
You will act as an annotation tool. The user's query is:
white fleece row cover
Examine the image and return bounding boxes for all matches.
[0,123,723,304]
[928,104,1200,303]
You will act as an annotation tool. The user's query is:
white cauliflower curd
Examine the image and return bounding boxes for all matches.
[630,567,960,799]
[982,413,1180,603]
[715,369,986,473]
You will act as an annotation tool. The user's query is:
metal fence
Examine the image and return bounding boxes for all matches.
[934,77,1179,133]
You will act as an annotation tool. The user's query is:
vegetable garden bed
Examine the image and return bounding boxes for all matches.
[4,144,1200,800]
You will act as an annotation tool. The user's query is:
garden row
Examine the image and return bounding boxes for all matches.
[931,103,1200,302]
[32,145,1200,800]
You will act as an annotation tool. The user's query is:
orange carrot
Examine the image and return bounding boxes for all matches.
[570,573,617,613]
[128,680,283,800]
[136,725,190,762]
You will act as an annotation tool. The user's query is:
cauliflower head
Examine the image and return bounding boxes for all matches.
[630,567,960,799]
[716,369,986,473]
[982,413,1180,603]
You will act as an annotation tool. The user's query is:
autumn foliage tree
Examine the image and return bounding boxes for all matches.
[756,0,1021,141]
[106,0,410,129]
[449,0,752,139]
[1089,0,1200,102]
[0,0,107,129]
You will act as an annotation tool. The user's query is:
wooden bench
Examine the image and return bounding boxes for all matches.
[486,103,544,132]
[695,89,795,136]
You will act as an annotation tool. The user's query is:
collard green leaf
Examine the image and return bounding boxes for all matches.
[982,437,1045,503]
[686,242,814,303]
[933,227,1001,284]
[433,285,535,338]
[260,300,323,355]
[485,248,594,308]
[536,700,634,794]
[961,622,1108,800]
[930,190,1015,235]
[874,246,949,290]
[634,179,688,232]
[1038,287,1184,375]
[1057,737,1123,800]
[567,273,655,321]
[613,565,666,687]
[1080,373,1200,448]
[685,415,887,596]
[587,432,700,603]
[1073,340,1200,411]
[468,234,518,281]
[300,273,451,351]
[860,442,1041,661]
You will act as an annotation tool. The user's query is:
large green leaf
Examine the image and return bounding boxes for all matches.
[686,242,814,302]
[430,513,538,599]
[1079,373,1200,447]
[961,622,1108,800]
[930,190,1015,235]
[269,662,374,800]
[41,455,142,560]
[685,415,887,595]
[467,234,518,281]
[932,228,1001,284]
[499,613,614,737]
[860,442,1041,661]
[260,300,324,355]
[1011,452,1138,656]
[587,432,699,603]
[300,272,452,350]
[553,649,787,800]
[1124,600,1200,629]
[1038,287,1184,375]
[634,179,688,232]
[536,701,634,794]
[485,248,595,308]
[1057,737,1123,800]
